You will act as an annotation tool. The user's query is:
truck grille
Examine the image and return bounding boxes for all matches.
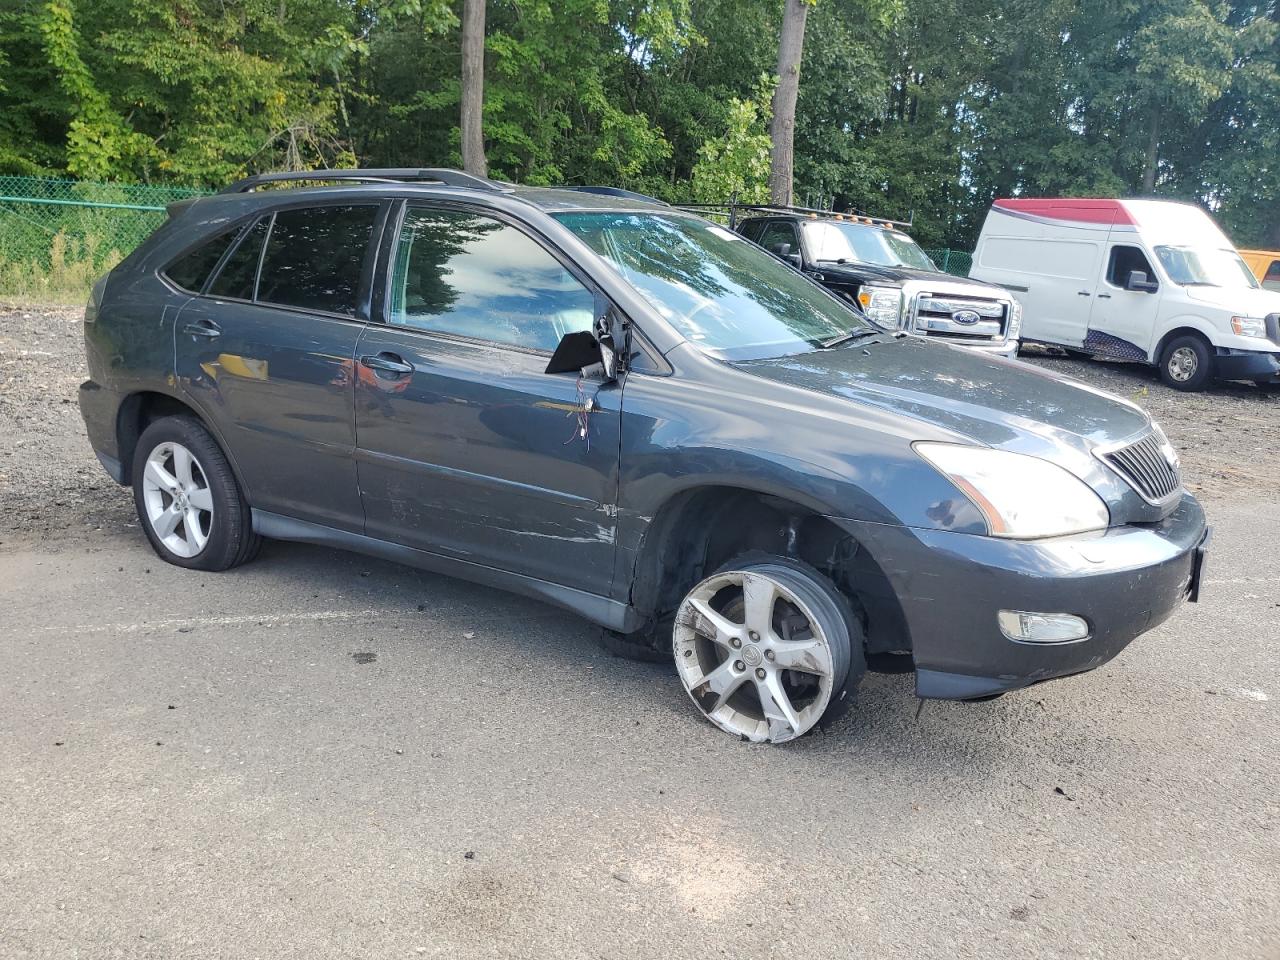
[1099,431,1181,504]
[912,294,1007,342]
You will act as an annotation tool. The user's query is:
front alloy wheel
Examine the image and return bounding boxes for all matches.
[673,558,861,743]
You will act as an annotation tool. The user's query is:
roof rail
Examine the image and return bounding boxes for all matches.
[680,200,912,231]
[218,168,511,195]
[565,185,670,206]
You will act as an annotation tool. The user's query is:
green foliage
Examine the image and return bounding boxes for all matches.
[690,81,774,203]
[0,0,1277,248]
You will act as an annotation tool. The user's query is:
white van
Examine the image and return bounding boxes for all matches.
[970,198,1280,390]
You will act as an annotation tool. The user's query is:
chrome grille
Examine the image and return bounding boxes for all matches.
[1099,432,1181,504]
[911,294,1007,341]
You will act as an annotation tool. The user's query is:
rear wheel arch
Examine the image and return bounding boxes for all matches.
[625,485,910,659]
[115,391,250,498]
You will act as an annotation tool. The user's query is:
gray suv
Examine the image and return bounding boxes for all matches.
[79,169,1209,744]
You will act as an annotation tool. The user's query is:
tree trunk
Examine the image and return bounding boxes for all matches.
[1142,109,1160,193]
[460,0,487,177]
[769,0,809,205]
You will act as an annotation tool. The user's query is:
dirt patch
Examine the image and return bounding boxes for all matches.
[0,301,134,545]
[1,302,1275,547]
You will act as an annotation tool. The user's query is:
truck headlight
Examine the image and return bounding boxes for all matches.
[1007,299,1022,339]
[1231,316,1265,337]
[857,284,904,327]
[915,442,1110,539]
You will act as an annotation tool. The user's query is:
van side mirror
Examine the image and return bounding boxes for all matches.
[771,242,803,269]
[1125,270,1159,293]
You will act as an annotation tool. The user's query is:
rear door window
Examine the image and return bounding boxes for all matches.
[256,205,379,316]
[165,229,240,293]
[208,217,269,301]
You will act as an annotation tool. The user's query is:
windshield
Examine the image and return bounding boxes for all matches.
[554,212,869,360]
[1155,246,1260,289]
[802,221,936,271]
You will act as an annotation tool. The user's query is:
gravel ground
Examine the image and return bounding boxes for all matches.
[2,302,1279,959]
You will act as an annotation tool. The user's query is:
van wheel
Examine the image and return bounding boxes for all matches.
[1159,335,1212,391]
[131,416,260,571]
[672,554,865,743]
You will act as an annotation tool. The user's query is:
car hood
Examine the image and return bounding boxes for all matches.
[1183,284,1280,316]
[818,262,992,289]
[735,336,1152,463]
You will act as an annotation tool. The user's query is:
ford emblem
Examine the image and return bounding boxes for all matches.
[952,309,981,325]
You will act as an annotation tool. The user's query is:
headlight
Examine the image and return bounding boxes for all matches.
[1231,316,1265,337]
[1007,298,1022,338]
[915,442,1110,538]
[857,284,904,327]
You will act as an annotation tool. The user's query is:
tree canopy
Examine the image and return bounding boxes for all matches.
[1,0,1277,248]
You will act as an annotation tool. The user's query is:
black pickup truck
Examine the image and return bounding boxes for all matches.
[736,211,1022,357]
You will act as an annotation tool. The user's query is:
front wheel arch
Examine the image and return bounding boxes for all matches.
[625,485,910,660]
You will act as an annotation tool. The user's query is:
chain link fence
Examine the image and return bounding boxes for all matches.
[0,176,210,300]
[1,175,977,299]
[922,248,973,277]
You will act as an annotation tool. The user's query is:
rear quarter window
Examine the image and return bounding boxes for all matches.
[163,228,240,293]
[208,217,270,300]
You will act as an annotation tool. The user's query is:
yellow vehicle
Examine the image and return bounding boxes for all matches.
[1239,249,1280,292]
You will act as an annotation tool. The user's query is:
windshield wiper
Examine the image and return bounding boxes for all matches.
[818,328,879,349]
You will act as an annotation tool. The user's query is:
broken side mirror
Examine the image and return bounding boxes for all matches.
[544,312,620,382]
[771,242,803,269]
[1125,269,1159,293]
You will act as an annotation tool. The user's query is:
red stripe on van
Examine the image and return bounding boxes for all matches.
[993,198,1137,226]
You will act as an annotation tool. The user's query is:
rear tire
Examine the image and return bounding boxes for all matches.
[1159,335,1212,391]
[672,553,865,743]
[131,416,260,571]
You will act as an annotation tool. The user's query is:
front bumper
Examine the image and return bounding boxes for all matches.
[1213,348,1280,382]
[929,336,1019,359]
[835,493,1208,700]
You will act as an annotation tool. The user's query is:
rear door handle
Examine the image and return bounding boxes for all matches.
[359,352,415,376]
[183,319,221,339]
[1096,293,1112,299]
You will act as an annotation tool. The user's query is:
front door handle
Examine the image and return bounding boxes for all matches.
[1077,290,1092,297]
[359,352,415,376]
[183,319,221,339]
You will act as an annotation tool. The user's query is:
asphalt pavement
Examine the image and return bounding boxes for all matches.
[2,497,1278,959]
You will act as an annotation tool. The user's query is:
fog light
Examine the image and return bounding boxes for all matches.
[998,610,1089,644]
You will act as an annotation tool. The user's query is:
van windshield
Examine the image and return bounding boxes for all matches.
[802,221,936,271]
[555,211,870,360]
[1155,246,1260,290]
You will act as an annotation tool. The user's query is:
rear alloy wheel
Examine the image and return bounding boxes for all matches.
[1160,335,1212,391]
[131,416,260,571]
[673,557,863,743]
[141,441,213,558]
